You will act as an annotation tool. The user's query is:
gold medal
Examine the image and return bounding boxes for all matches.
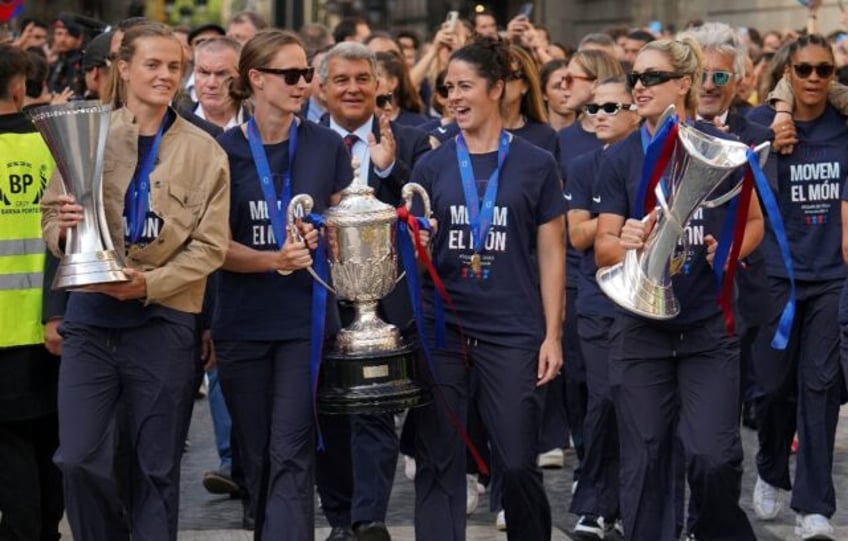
[470,253,481,275]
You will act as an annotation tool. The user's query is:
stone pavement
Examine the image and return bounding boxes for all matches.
[61,401,848,540]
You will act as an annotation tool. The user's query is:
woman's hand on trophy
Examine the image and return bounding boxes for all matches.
[274,237,313,272]
[416,218,438,249]
[56,194,84,240]
[704,234,733,271]
[86,268,148,301]
[295,219,319,251]
[620,210,657,250]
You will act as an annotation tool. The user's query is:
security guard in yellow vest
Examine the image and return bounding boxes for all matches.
[0,43,64,541]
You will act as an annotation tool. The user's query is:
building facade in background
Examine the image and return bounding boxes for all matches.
[13,0,846,49]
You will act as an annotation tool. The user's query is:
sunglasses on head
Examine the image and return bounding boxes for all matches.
[376,92,394,108]
[702,70,733,87]
[583,102,637,116]
[436,85,449,98]
[626,70,684,89]
[255,66,315,85]
[792,63,835,79]
[561,73,594,87]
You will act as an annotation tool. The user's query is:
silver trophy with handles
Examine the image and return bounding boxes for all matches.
[596,105,770,319]
[29,100,127,289]
[287,158,432,414]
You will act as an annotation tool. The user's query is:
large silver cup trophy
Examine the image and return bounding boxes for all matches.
[597,106,769,319]
[287,159,432,414]
[29,101,127,289]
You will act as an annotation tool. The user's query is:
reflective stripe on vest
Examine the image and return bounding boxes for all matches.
[0,238,45,256]
[0,271,42,290]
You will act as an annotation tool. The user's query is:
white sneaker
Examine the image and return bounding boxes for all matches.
[537,448,565,468]
[573,515,607,539]
[614,518,624,537]
[403,455,416,481]
[495,509,507,531]
[753,475,781,520]
[466,474,479,515]
[795,514,835,540]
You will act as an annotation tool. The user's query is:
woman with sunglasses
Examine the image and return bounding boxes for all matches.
[500,45,557,155]
[41,23,230,540]
[212,29,351,538]
[421,68,460,144]
[540,58,574,132]
[746,34,847,540]
[565,76,640,538]
[375,50,429,127]
[594,36,761,541]
[410,36,565,541]
[557,48,623,504]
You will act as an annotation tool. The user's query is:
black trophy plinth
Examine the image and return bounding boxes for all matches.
[317,342,432,415]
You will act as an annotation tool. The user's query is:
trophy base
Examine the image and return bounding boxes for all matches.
[318,343,432,415]
[53,250,129,290]
[596,259,680,320]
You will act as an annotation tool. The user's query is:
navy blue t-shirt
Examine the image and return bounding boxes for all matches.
[559,122,604,290]
[413,135,565,350]
[510,121,559,158]
[65,110,194,329]
[395,109,430,128]
[568,148,615,318]
[424,120,460,144]
[596,122,741,327]
[212,120,352,341]
[748,104,848,282]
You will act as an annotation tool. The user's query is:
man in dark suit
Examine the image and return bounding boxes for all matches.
[314,41,431,541]
[681,21,776,539]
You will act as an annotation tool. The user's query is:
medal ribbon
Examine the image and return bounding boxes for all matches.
[127,116,166,244]
[303,212,330,450]
[456,131,510,263]
[743,149,796,350]
[247,116,298,249]
[396,206,488,475]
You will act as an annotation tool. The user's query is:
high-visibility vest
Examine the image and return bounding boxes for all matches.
[0,126,55,348]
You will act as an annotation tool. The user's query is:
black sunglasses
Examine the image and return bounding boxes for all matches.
[376,92,394,108]
[792,63,835,79]
[436,85,449,98]
[255,66,315,85]
[508,69,525,81]
[626,70,684,89]
[702,70,733,87]
[583,102,637,116]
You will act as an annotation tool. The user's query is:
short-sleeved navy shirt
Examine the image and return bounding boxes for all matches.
[212,120,352,341]
[596,122,742,327]
[510,121,559,158]
[748,104,848,282]
[65,110,193,329]
[413,135,565,350]
[558,122,604,290]
[568,148,615,318]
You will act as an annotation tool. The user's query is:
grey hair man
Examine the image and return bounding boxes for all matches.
[193,36,244,129]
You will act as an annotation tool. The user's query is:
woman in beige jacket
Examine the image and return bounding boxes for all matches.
[40,22,229,541]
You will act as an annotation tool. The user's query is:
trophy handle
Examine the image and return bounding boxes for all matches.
[402,182,432,219]
[396,182,433,285]
[702,141,771,209]
[282,194,336,293]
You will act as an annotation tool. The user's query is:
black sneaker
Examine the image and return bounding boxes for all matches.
[574,515,609,540]
[202,469,240,495]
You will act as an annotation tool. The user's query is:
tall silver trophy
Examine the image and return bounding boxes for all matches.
[288,160,432,414]
[29,101,127,289]
[597,106,769,319]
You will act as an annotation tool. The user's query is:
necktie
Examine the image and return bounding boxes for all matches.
[343,133,358,156]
